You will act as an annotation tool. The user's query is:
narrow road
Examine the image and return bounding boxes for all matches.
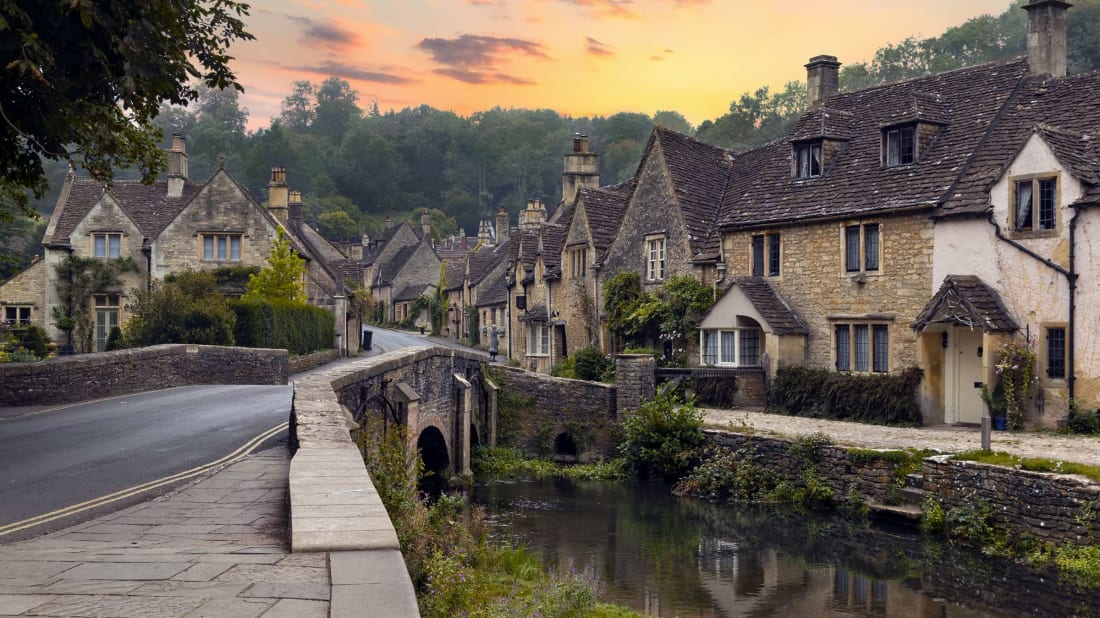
[0,384,291,541]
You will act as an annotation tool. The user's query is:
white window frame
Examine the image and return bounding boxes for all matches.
[646,235,666,281]
[526,322,550,357]
[699,328,762,367]
[93,233,121,259]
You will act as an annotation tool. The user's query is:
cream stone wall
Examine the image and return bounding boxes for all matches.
[722,213,934,376]
[0,259,48,329]
[934,134,1099,424]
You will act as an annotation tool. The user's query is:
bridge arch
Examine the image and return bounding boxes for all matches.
[553,432,578,462]
[417,426,450,478]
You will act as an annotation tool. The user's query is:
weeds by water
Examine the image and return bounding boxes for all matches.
[473,447,629,481]
[953,450,1100,483]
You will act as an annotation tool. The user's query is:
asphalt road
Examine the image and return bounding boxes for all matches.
[364,326,488,357]
[0,384,291,541]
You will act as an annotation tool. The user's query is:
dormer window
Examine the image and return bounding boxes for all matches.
[795,141,822,178]
[1013,176,1058,232]
[883,125,916,167]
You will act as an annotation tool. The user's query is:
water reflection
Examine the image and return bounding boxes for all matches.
[472,478,1097,618]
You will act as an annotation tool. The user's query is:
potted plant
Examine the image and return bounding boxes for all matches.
[980,382,1008,431]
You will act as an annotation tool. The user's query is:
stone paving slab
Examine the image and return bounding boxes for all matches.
[0,449,333,617]
[702,407,1100,464]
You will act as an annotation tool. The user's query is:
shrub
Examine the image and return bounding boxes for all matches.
[1068,400,1100,435]
[230,298,334,354]
[572,346,613,382]
[673,445,776,502]
[768,365,923,426]
[618,386,704,482]
[689,374,738,408]
[19,325,49,358]
[125,272,236,346]
[550,355,577,379]
[105,326,124,351]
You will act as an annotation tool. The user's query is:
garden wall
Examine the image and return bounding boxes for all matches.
[289,348,340,374]
[0,344,288,406]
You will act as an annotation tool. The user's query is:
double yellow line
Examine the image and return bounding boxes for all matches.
[0,421,288,538]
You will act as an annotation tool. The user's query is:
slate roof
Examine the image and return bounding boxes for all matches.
[727,277,808,335]
[441,258,466,291]
[377,244,420,285]
[394,283,430,302]
[788,107,856,142]
[519,304,548,322]
[912,275,1018,333]
[719,58,1031,229]
[940,70,1100,216]
[477,273,510,307]
[577,187,629,258]
[647,127,732,259]
[47,178,204,246]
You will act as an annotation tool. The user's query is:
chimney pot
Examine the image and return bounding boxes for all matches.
[805,55,841,107]
[1024,0,1072,77]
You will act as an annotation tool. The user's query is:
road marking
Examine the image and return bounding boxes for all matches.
[0,386,194,423]
[0,421,288,537]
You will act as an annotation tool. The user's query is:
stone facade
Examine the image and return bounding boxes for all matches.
[0,344,288,406]
[0,259,47,329]
[615,354,656,412]
[722,212,934,375]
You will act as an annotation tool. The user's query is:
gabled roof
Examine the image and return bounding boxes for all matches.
[441,257,466,291]
[788,107,856,142]
[730,277,808,335]
[394,283,430,302]
[911,275,1018,333]
[519,304,548,322]
[577,187,629,257]
[719,58,1030,229]
[46,178,203,246]
[941,70,1100,216]
[476,272,509,307]
[376,243,420,285]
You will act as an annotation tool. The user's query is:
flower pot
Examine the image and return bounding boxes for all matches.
[991,417,1008,431]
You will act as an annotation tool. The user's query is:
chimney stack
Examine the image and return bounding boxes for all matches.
[478,220,491,244]
[805,55,841,107]
[496,208,509,244]
[268,167,289,225]
[288,190,303,225]
[1024,0,1071,77]
[167,133,188,198]
[421,209,432,239]
[521,198,547,229]
[563,134,599,209]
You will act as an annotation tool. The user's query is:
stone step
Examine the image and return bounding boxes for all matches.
[868,502,922,527]
[905,473,924,489]
[897,486,926,506]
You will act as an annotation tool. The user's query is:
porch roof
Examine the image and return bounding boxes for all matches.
[518,305,548,323]
[700,277,808,335]
[911,275,1017,333]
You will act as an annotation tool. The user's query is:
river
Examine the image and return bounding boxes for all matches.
[472,477,1100,617]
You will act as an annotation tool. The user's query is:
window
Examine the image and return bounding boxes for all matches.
[570,247,587,279]
[646,236,666,281]
[844,223,880,273]
[202,234,242,261]
[1014,177,1057,232]
[93,294,121,352]
[883,125,915,166]
[795,141,823,178]
[4,306,31,326]
[1046,327,1066,380]
[93,233,121,258]
[835,323,889,373]
[751,233,781,277]
[526,322,550,356]
[700,328,762,367]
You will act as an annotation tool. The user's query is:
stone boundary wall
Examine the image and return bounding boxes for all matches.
[924,457,1100,545]
[615,354,655,412]
[0,344,288,406]
[289,349,340,374]
[705,430,912,503]
[491,365,617,461]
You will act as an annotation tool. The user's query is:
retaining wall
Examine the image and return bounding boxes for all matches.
[289,349,341,374]
[0,344,288,406]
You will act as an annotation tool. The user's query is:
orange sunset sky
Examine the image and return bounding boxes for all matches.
[230,0,1015,130]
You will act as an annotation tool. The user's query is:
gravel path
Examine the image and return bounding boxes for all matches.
[701,407,1100,465]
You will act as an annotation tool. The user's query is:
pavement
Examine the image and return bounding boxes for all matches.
[702,407,1100,464]
[0,448,332,618]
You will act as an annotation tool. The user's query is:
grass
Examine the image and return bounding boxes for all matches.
[953,450,1100,483]
[473,447,630,481]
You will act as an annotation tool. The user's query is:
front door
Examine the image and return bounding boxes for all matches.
[95,308,119,352]
[951,327,984,424]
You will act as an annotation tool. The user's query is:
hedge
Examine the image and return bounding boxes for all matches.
[767,365,924,426]
[230,298,334,355]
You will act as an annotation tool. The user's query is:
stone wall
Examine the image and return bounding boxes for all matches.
[615,354,656,412]
[923,457,1100,545]
[0,259,48,329]
[490,364,617,461]
[289,349,340,374]
[736,368,765,406]
[0,344,288,406]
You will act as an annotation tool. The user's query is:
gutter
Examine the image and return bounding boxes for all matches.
[988,210,1077,400]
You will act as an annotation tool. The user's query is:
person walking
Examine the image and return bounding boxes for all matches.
[488,325,499,362]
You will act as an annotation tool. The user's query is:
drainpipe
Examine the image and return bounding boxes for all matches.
[592,262,601,348]
[988,211,1077,400]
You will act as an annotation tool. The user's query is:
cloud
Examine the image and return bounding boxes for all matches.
[285,15,361,52]
[560,0,635,18]
[417,34,548,84]
[649,55,665,61]
[290,60,416,85]
[586,37,615,57]
[465,0,495,4]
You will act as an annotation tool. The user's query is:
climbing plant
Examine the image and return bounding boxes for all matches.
[51,255,138,352]
[603,272,714,362]
[994,338,1038,431]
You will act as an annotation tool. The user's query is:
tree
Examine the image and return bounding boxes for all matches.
[125,271,236,346]
[0,1,253,223]
[244,229,307,303]
[280,80,316,130]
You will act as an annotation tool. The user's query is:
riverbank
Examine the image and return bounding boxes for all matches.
[701,406,1100,466]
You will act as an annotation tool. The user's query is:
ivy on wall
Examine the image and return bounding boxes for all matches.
[51,255,138,352]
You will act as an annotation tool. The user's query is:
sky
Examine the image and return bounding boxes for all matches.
[230,0,1015,131]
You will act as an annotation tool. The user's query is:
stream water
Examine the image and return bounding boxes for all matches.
[472,477,1100,618]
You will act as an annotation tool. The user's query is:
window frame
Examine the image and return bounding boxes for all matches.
[842,223,881,275]
[526,322,550,357]
[201,233,243,261]
[883,125,916,167]
[750,232,781,278]
[645,235,666,281]
[833,322,890,374]
[1043,324,1068,382]
[570,246,588,279]
[3,305,32,326]
[1011,175,1059,234]
[699,328,763,367]
[92,233,122,259]
[794,140,823,179]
